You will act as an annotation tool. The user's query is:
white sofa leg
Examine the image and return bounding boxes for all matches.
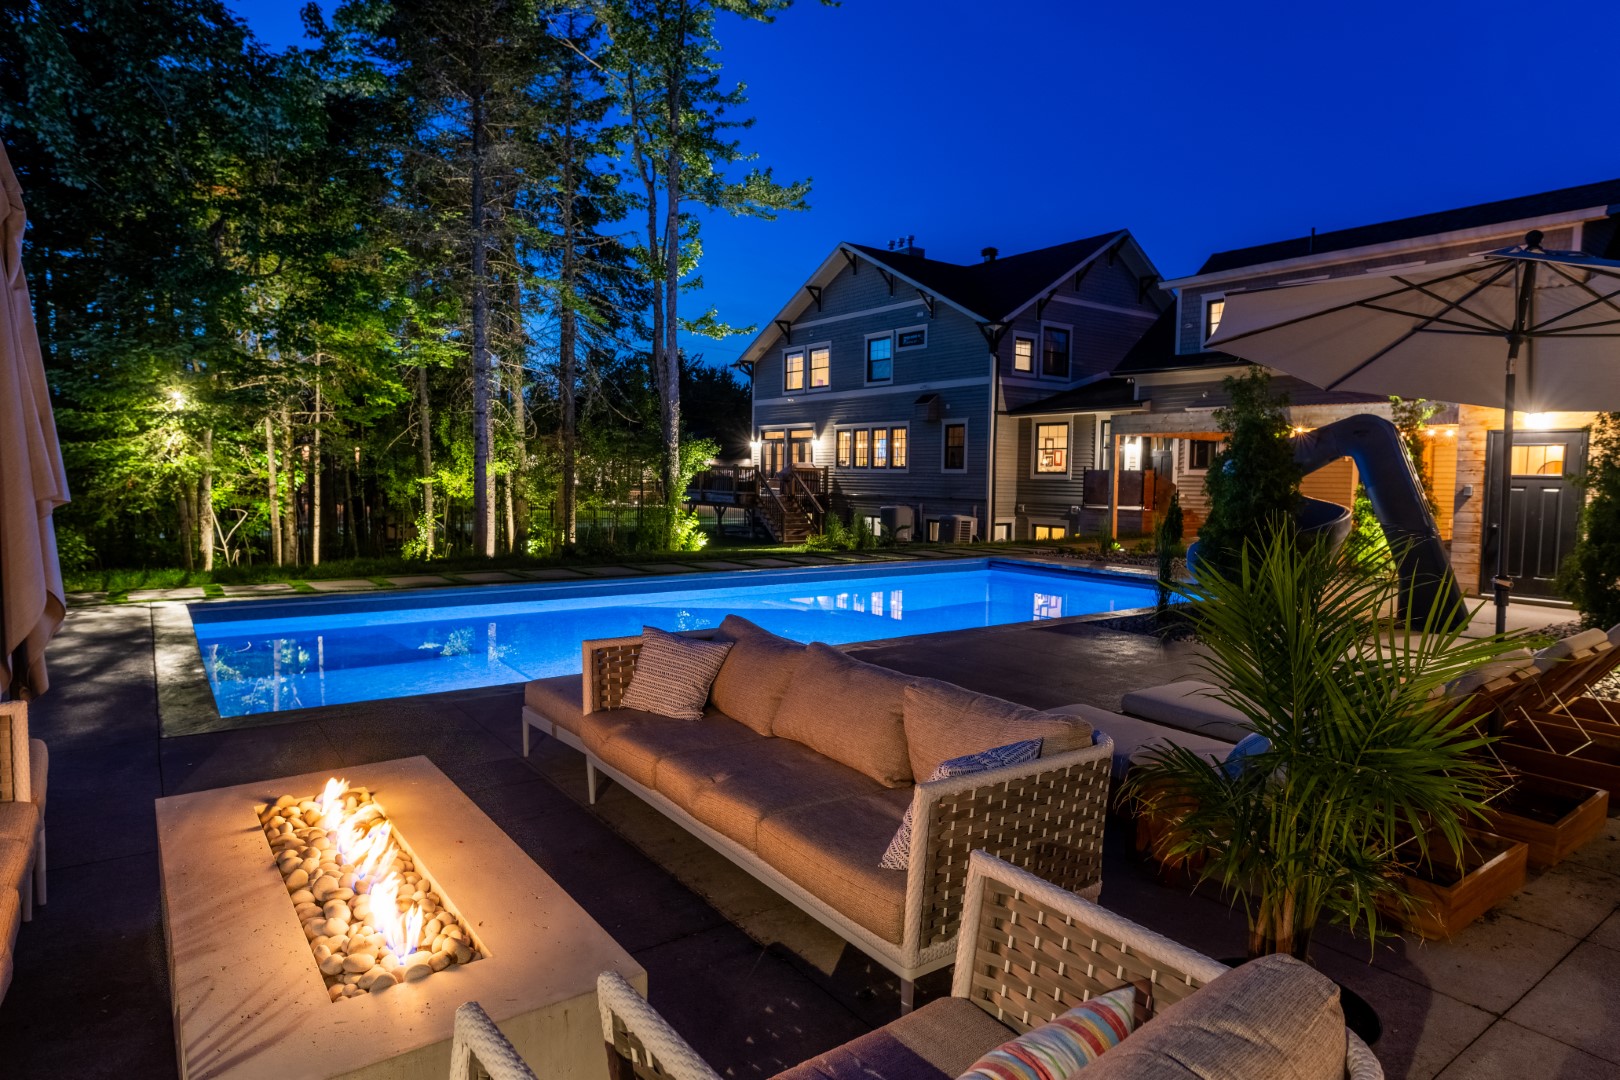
[34,824,45,906]
[900,978,915,1015]
[586,761,601,805]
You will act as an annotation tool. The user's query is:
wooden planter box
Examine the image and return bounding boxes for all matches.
[1387,828,1528,940]
[1479,773,1609,870]
[1522,706,1620,741]
[1500,730,1620,809]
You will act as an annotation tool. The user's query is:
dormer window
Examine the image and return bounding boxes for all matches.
[1205,297,1226,342]
[1041,326,1070,378]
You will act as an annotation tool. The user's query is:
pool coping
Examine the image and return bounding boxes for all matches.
[156,556,1165,736]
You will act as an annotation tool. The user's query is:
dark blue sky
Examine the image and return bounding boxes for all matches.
[234,0,1615,367]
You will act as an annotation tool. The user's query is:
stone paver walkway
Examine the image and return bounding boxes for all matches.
[305,577,379,591]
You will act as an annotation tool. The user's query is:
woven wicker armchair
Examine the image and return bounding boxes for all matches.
[449,1002,538,1080]
[598,852,1382,1080]
[541,633,1113,1010]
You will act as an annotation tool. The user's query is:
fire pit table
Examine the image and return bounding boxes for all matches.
[157,755,644,1080]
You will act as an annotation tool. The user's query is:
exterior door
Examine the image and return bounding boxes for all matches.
[1481,429,1588,598]
[761,432,786,478]
[789,432,815,468]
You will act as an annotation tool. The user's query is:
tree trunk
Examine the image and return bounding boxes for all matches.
[311,354,322,566]
[469,95,496,558]
[177,481,195,571]
[346,451,360,559]
[280,407,297,564]
[266,416,282,565]
[198,428,215,571]
[559,65,579,548]
[417,364,435,557]
[659,3,690,547]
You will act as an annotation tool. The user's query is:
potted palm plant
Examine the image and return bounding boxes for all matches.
[1129,524,1515,963]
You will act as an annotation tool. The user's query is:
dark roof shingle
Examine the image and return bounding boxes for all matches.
[1198,177,1620,276]
[1111,309,1243,376]
[1006,377,1142,415]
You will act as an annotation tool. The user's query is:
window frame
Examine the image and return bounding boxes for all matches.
[783,347,806,393]
[853,428,870,468]
[873,426,890,468]
[1039,322,1072,379]
[864,332,894,385]
[894,324,928,351]
[1186,437,1219,473]
[1012,335,1036,374]
[1032,419,1071,478]
[833,423,909,471]
[1203,295,1226,343]
[942,420,968,473]
[807,342,832,391]
[889,425,908,469]
[836,429,853,468]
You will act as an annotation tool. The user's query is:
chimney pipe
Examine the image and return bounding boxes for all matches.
[981,246,998,263]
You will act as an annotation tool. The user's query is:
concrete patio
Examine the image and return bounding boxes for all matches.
[0,597,1616,1079]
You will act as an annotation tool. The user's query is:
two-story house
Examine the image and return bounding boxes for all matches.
[734,233,1168,542]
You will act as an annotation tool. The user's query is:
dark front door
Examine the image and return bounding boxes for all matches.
[1481,429,1588,598]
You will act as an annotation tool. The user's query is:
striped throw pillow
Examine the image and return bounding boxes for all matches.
[879,738,1041,870]
[619,627,734,722]
[957,987,1136,1080]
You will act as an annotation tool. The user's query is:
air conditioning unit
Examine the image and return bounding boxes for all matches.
[880,504,916,543]
[942,514,978,543]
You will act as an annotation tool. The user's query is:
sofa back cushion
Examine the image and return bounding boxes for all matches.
[902,679,1094,780]
[1083,954,1345,1080]
[772,643,914,787]
[709,615,805,736]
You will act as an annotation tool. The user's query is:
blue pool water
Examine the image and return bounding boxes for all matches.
[189,559,1157,717]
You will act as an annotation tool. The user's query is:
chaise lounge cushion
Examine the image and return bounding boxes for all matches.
[1120,681,1254,743]
[525,675,588,737]
[757,787,913,943]
[1083,953,1346,1080]
[582,708,761,789]
[0,887,17,1002]
[902,679,1095,779]
[710,615,806,736]
[769,997,1014,1080]
[1065,705,1235,781]
[656,738,886,849]
[0,801,39,850]
[773,644,914,787]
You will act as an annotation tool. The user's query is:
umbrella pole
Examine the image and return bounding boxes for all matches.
[1493,369,1515,638]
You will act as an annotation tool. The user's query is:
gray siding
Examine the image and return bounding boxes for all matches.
[1010,415,1099,521]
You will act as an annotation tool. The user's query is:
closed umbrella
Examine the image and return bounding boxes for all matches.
[0,140,70,699]
[1207,231,1620,634]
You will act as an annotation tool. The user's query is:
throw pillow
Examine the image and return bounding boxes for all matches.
[619,627,733,722]
[903,678,1093,780]
[1218,733,1271,779]
[956,986,1136,1080]
[880,738,1042,870]
[773,643,914,787]
[708,615,805,736]
[1081,954,1345,1080]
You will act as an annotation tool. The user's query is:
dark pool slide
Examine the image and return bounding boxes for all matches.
[1292,413,1466,627]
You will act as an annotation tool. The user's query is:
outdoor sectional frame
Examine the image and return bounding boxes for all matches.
[523,634,1113,1004]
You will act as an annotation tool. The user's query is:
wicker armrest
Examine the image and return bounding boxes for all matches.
[903,737,1114,956]
[581,636,647,713]
[0,702,32,804]
[597,971,722,1080]
[449,1001,538,1080]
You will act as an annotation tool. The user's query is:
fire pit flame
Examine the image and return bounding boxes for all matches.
[260,778,480,1000]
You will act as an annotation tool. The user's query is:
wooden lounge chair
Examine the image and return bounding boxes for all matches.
[597,852,1381,1080]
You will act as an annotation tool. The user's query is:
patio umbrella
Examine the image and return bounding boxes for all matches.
[1207,231,1620,635]
[0,140,69,699]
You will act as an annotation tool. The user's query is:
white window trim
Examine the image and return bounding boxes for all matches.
[941,420,969,473]
[1012,333,1036,374]
[1029,519,1070,540]
[1038,320,1074,380]
[782,346,806,394]
[863,331,895,386]
[806,340,832,392]
[894,324,928,351]
[1031,418,1073,479]
[833,422,910,471]
[1202,294,1227,345]
[1182,436,1221,476]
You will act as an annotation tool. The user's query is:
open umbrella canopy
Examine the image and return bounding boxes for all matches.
[1207,239,1620,412]
[1205,233,1620,635]
[0,140,70,699]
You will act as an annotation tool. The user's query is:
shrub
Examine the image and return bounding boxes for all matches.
[1197,369,1301,573]
[1558,412,1620,628]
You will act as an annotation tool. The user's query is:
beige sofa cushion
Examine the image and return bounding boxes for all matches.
[902,679,1095,779]
[0,801,39,848]
[769,997,1012,1080]
[0,887,16,1002]
[0,839,29,893]
[710,615,805,736]
[1084,954,1346,1080]
[756,788,912,943]
[582,708,761,789]
[773,644,914,787]
[657,738,884,849]
[525,675,588,737]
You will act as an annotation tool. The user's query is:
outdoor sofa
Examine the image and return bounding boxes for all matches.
[521,616,1114,1008]
[0,700,46,1002]
[597,851,1382,1080]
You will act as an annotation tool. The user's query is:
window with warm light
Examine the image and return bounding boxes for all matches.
[836,430,852,467]
[1041,327,1070,378]
[809,346,830,388]
[1013,336,1034,372]
[784,349,805,392]
[873,427,889,468]
[890,427,908,468]
[854,429,870,467]
[1035,422,1069,474]
[1205,297,1225,341]
[1511,443,1566,476]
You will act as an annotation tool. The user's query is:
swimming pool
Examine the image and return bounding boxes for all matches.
[189,559,1157,717]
